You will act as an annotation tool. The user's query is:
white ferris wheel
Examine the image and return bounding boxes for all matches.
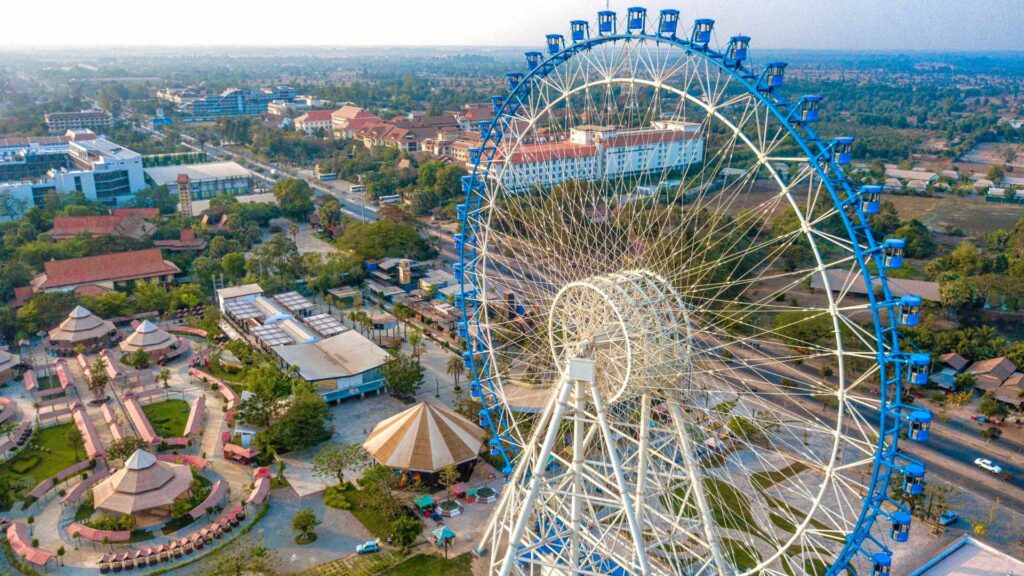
[455,7,930,576]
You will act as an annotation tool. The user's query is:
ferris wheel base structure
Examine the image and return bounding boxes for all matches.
[454,6,934,576]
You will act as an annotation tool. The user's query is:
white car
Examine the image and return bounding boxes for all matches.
[974,458,1003,474]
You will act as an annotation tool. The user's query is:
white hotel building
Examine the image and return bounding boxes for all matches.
[487,121,704,192]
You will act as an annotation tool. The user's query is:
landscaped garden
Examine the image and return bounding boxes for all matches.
[142,399,190,438]
[0,423,83,507]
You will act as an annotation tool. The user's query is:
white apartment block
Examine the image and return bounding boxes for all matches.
[488,121,704,192]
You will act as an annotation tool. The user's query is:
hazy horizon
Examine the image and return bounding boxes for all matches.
[2,0,1022,51]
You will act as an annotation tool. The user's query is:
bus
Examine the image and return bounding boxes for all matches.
[349,184,366,194]
[378,194,401,205]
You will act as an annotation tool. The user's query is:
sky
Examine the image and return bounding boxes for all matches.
[2,0,1022,51]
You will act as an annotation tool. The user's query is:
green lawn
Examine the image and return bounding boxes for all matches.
[142,399,190,438]
[337,483,394,541]
[379,553,473,576]
[0,423,83,507]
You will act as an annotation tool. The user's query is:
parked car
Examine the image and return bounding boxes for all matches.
[974,458,1003,474]
[356,540,380,554]
[939,510,960,526]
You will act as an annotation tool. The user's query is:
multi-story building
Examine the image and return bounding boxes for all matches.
[144,161,257,202]
[487,121,704,192]
[180,86,297,120]
[331,105,381,139]
[0,133,145,219]
[156,87,207,107]
[269,96,332,117]
[44,110,112,134]
[294,110,334,135]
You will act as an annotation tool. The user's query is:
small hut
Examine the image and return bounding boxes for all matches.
[119,320,183,362]
[363,401,486,488]
[47,306,119,354]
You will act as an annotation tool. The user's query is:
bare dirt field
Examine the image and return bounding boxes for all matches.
[960,142,1024,167]
[885,195,1024,236]
[706,181,1023,238]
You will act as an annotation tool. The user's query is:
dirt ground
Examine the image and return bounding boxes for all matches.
[960,142,1024,168]
[885,195,1024,236]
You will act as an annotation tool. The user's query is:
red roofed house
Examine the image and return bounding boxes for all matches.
[294,110,335,135]
[331,105,381,138]
[49,212,156,241]
[30,248,181,294]
[154,229,208,252]
[456,104,494,130]
[113,207,161,220]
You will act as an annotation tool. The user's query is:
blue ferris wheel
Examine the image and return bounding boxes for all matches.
[453,6,931,575]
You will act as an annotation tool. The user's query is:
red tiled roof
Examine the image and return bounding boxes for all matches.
[113,208,160,219]
[505,140,598,164]
[37,248,180,290]
[51,215,122,237]
[50,212,155,240]
[332,105,378,121]
[461,105,493,122]
[11,286,33,307]
[73,284,112,297]
[297,110,334,123]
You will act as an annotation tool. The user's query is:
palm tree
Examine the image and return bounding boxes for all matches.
[408,328,424,359]
[446,355,464,391]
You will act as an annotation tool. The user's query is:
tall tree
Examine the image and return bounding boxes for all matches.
[311,443,367,486]
[381,353,424,398]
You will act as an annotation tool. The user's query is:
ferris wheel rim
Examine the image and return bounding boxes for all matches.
[456,18,913,576]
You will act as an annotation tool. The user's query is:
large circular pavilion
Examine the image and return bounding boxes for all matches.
[92,450,194,527]
[119,320,185,362]
[48,306,119,355]
[363,402,485,487]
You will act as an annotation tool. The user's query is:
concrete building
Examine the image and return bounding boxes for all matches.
[294,110,334,135]
[271,330,389,403]
[489,121,704,192]
[44,110,112,134]
[908,534,1024,575]
[0,134,145,219]
[179,86,297,120]
[144,161,257,203]
[216,284,264,313]
[331,105,381,139]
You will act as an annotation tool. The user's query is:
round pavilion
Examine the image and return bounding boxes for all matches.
[119,320,185,362]
[363,401,486,488]
[48,305,119,355]
[92,449,194,527]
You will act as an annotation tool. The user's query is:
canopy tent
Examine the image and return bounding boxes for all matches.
[432,526,456,546]
[414,494,435,510]
[363,401,486,473]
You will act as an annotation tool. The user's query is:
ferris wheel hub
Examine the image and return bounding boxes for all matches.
[548,269,691,405]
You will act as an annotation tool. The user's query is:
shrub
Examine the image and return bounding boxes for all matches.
[323,485,352,510]
[10,456,41,474]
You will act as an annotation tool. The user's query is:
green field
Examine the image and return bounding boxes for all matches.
[142,399,190,438]
[0,423,83,507]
